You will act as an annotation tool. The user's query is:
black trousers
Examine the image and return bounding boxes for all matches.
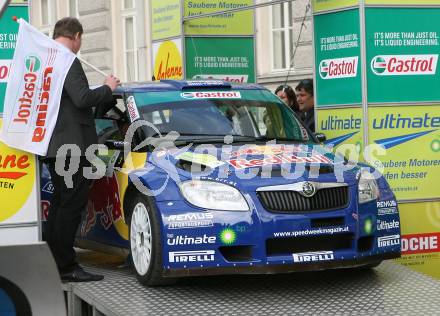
[45,156,90,273]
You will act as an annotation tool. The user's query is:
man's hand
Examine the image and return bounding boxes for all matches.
[104,74,121,91]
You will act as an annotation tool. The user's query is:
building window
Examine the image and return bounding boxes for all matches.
[69,0,78,17]
[123,0,135,9]
[124,16,137,81]
[271,1,294,71]
[40,0,55,37]
[41,0,49,25]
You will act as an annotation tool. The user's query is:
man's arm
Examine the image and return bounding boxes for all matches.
[63,58,119,109]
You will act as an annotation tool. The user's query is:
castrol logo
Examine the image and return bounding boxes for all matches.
[371,54,438,76]
[319,56,358,79]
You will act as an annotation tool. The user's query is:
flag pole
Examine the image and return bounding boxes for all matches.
[13,17,109,78]
[77,57,109,78]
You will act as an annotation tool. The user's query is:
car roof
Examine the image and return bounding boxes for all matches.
[113,80,268,94]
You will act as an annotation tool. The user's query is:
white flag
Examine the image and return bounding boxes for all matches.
[0,19,75,156]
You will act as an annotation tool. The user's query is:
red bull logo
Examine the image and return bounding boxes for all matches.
[319,57,358,79]
[371,55,438,76]
[81,174,123,236]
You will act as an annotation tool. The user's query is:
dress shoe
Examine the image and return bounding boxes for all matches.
[60,266,104,282]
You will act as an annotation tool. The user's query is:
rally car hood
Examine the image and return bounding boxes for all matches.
[149,143,362,191]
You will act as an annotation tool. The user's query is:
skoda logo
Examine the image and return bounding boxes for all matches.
[301,182,316,197]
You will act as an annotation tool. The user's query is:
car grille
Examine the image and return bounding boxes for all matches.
[257,186,349,213]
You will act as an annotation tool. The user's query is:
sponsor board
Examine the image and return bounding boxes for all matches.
[401,233,439,255]
[0,136,36,222]
[378,234,400,248]
[169,250,215,263]
[0,60,11,83]
[183,0,253,36]
[377,219,400,231]
[313,0,359,13]
[317,108,364,159]
[366,8,440,103]
[180,91,241,99]
[319,56,358,79]
[167,212,214,229]
[151,0,181,41]
[368,106,440,200]
[314,9,362,106]
[126,96,140,122]
[293,251,334,263]
[370,55,438,76]
[152,38,183,80]
[185,37,255,84]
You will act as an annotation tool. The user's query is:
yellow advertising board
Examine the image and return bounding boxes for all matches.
[183,0,254,35]
[313,0,359,13]
[368,105,440,201]
[316,107,364,160]
[151,0,181,41]
[0,118,39,244]
[395,201,440,279]
[152,38,183,80]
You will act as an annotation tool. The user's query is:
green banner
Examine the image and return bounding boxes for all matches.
[183,0,253,36]
[185,37,255,83]
[313,0,359,13]
[366,8,440,103]
[317,107,364,160]
[368,105,440,200]
[314,9,362,107]
[0,5,28,113]
[151,0,181,41]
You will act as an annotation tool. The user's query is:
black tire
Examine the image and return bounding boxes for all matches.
[127,194,176,286]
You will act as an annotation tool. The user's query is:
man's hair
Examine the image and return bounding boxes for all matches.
[52,17,83,40]
[295,78,314,96]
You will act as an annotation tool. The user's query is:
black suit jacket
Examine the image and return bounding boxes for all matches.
[45,58,115,158]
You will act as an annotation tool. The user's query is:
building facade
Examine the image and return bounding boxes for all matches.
[29,0,313,90]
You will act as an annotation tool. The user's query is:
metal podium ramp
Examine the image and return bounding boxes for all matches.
[63,252,440,316]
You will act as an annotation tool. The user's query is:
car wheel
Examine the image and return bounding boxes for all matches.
[128,194,176,286]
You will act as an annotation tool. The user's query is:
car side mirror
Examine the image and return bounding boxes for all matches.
[105,140,130,150]
[314,133,326,143]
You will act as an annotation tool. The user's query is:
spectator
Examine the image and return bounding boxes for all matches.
[274,84,301,116]
[295,79,315,132]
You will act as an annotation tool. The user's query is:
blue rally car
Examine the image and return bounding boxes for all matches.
[40,80,401,286]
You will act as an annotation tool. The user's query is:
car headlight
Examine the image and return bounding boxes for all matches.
[358,170,379,204]
[180,180,249,211]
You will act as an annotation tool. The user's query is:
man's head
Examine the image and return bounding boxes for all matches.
[295,79,314,112]
[53,17,83,54]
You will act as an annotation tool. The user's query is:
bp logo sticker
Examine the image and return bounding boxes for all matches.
[319,61,329,79]
[371,56,387,75]
[219,228,236,245]
[364,217,374,235]
[431,139,440,152]
[25,55,41,72]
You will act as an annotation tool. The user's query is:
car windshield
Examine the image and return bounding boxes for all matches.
[133,89,312,142]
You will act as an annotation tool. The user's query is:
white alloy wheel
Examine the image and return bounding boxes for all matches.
[130,202,152,276]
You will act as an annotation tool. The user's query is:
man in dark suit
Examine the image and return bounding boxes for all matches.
[44,17,120,282]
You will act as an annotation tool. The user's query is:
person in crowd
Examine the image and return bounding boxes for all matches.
[274,84,302,117]
[44,17,120,282]
[295,79,315,132]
